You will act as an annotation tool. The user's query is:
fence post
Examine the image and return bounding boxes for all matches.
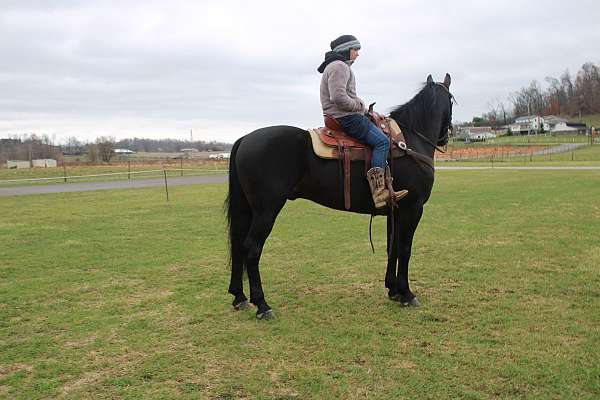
[63,165,67,183]
[128,161,131,181]
[180,158,183,176]
[163,170,169,202]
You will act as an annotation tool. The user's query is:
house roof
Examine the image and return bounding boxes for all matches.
[515,115,539,122]
[463,126,493,133]
[543,115,568,124]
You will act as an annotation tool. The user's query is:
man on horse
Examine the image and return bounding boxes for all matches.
[318,34,406,209]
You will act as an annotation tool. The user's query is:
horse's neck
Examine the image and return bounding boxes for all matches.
[396,110,438,158]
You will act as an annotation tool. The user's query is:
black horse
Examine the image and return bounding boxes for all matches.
[226,74,453,319]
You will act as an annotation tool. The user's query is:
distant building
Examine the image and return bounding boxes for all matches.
[6,160,31,169]
[510,116,550,135]
[509,115,587,135]
[457,126,496,141]
[542,115,568,130]
[551,121,587,134]
[114,148,135,154]
[32,159,57,168]
[208,152,231,159]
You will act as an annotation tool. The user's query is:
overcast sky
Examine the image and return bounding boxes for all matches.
[1,0,599,144]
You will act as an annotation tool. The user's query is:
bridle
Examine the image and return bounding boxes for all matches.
[404,82,455,154]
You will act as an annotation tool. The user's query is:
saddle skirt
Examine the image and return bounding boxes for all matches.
[308,116,406,160]
[307,115,407,210]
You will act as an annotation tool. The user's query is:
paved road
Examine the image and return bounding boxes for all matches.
[0,174,228,197]
[1,166,599,197]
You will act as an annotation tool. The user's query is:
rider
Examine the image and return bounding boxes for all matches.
[318,34,406,209]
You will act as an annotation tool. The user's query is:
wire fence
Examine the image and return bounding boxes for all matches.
[0,166,228,186]
[437,140,600,163]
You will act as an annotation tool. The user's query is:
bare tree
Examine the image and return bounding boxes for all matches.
[510,80,546,117]
[575,62,600,114]
[96,136,115,163]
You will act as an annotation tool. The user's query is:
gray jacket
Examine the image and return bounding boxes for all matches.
[320,60,366,119]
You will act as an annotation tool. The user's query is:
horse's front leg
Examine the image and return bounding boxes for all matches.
[395,206,423,307]
[385,212,400,301]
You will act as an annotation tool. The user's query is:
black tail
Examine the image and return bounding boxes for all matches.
[225,138,252,270]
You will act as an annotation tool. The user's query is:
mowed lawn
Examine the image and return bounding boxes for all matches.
[1,170,599,399]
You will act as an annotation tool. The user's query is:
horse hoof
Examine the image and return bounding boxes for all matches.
[256,309,276,320]
[388,293,401,302]
[401,298,421,307]
[233,300,251,311]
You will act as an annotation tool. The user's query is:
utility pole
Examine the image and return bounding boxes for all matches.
[190,129,193,142]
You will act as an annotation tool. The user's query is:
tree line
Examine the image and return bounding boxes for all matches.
[475,62,600,128]
[1,134,232,164]
[0,134,61,164]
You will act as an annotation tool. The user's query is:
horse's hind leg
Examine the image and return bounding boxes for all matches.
[228,210,252,310]
[229,245,250,310]
[244,206,283,320]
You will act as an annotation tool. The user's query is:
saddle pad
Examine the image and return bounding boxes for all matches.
[308,126,404,160]
[308,128,336,159]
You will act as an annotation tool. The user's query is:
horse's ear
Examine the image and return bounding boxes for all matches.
[443,73,451,89]
[426,75,433,84]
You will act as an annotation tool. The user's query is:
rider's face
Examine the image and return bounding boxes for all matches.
[349,48,360,61]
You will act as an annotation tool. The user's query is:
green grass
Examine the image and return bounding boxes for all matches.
[483,134,589,145]
[1,171,600,399]
[578,114,600,128]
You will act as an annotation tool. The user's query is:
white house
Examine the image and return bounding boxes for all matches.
[457,126,497,141]
[510,116,550,135]
[512,115,587,134]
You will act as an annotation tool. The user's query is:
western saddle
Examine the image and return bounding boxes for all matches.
[308,109,411,210]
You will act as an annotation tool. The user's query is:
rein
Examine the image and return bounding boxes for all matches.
[412,128,447,154]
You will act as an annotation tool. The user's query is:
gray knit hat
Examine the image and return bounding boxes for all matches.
[330,35,361,53]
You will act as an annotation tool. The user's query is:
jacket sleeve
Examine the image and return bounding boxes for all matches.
[327,64,365,113]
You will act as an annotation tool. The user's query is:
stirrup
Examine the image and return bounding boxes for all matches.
[391,189,408,202]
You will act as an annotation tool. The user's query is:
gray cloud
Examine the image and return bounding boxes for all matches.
[1,0,599,143]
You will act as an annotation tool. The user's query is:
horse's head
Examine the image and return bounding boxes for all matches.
[426,73,454,147]
[389,73,455,152]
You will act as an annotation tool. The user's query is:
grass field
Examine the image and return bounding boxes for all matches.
[1,170,600,399]
[471,134,590,145]
[579,114,600,128]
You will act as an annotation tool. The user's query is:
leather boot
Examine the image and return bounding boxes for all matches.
[366,167,390,209]
[385,166,408,203]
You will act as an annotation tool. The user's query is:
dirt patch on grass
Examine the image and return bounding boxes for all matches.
[0,363,33,380]
[437,145,547,160]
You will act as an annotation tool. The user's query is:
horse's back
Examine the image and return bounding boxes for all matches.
[234,126,311,205]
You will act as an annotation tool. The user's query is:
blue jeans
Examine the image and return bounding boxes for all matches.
[337,113,389,169]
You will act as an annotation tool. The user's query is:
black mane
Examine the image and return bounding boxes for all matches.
[389,82,437,131]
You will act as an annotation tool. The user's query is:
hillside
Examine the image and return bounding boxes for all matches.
[578,114,600,128]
